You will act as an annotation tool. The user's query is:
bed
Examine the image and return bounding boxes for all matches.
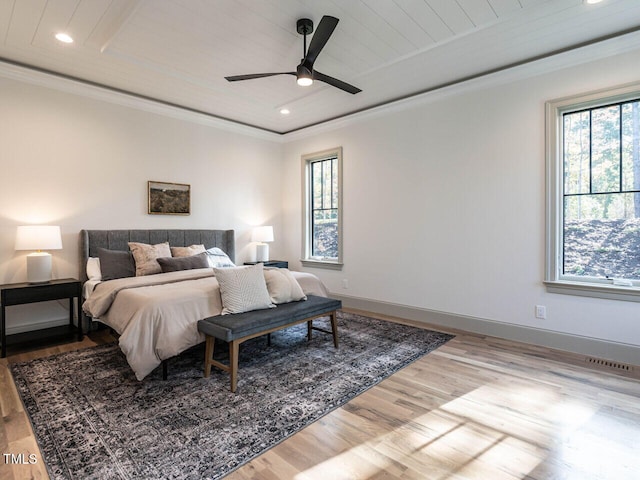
[80,229,328,380]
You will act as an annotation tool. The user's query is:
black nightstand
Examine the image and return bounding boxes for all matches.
[244,260,289,269]
[1,278,82,358]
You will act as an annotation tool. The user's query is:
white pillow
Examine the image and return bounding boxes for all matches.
[263,268,306,304]
[214,264,274,315]
[170,244,206,257]
[128,241,172,276]
[86,257,102,281]
[205,247,235,268]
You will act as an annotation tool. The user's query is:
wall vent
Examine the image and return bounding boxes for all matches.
[585,356,633,372]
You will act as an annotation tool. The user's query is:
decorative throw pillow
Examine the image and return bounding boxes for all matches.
[157,252,209,273]
[96,248,136,280]
[263,268,307,304]
[86,257,102,281]
[128,241,172,276]
[205,247,236,268]
[170,244,206,257]
[213,263,274,315]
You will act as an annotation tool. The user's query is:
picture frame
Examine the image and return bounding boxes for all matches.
[148,181,191,215]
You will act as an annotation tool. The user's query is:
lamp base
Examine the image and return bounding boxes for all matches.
[255,243,269,262]
[26,252,52,283]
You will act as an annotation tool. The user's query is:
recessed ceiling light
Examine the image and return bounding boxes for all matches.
[280,108,290,115]
[55,33,74,44]
[584,0,603,4]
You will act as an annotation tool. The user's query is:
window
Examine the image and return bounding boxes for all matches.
[301,147,343,269]
[546,82,640,301]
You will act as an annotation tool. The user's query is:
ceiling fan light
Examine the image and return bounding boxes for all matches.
[296,64,313,87]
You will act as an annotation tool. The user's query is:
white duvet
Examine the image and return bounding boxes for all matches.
[82,268,328,380]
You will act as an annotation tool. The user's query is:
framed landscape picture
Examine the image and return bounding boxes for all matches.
[148,181,191,215]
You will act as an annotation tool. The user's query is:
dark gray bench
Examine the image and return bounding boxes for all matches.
[197,295,342,392]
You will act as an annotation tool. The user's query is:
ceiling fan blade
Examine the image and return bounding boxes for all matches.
[225,72,295,82]
[302,16,339,70]
[313,70,361,94]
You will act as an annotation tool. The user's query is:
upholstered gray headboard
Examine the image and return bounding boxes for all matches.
[79,229,235,282]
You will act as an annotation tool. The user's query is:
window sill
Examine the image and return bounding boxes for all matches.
[544,280,640,303]
[300,259,343,271]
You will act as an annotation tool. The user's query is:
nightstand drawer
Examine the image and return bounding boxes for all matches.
[2,280,80,306]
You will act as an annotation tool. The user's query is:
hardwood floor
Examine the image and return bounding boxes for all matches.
[1,311,639,480]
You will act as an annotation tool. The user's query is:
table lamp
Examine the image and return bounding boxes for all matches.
[252,226,274,262]
[15,225,63,283]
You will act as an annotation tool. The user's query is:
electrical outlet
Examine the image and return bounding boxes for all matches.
[535,305,547,319]
[342,279,349,289]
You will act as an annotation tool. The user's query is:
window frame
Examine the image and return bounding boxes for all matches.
[545,81,640,302]
[301,147,343,270]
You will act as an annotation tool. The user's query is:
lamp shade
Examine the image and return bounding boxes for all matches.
[15,226,62,283]
[15,225,63,251]
[252,226,274,243]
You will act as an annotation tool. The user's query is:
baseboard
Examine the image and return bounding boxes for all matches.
[332,293,640,367]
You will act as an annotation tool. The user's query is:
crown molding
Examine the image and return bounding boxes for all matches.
[2,26,640,144]
[282,29,640,142]
[0,59,283,143]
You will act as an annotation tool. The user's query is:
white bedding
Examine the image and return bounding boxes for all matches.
[83,268,328,380]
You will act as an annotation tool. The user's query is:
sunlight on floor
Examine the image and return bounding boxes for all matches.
[551,399,597,431]
[294,380,603,479]
[557,408,640,480]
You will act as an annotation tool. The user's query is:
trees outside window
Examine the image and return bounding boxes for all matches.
[301,148,343,269]
[546,83,640,300]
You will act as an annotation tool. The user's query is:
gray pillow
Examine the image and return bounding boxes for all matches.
[96,247,136,280]
[157,252,209,273]
[213,263,274,315]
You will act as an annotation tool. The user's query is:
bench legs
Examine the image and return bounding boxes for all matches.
[229,340,239,393]
[204,336,215,378]
[330,311,339,348]
[203,310,339,393]
[203,336,241,393]
[307,311,339,348]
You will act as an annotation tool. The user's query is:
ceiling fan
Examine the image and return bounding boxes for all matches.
[225,16,361,95]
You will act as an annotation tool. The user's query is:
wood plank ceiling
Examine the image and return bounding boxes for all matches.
[1,0,640,134]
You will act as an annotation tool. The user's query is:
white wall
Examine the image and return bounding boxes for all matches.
[2,44,639,356]
[0,75,283,332]
[282,47,640,353]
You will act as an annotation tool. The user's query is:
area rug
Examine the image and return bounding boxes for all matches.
[11,311,453,479]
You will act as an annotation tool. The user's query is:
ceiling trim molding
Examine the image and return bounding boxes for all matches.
[282,27,640,141]
[1,26,640,142]
[0,58,283,142]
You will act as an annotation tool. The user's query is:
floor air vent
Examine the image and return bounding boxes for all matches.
[586,357,633,372]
